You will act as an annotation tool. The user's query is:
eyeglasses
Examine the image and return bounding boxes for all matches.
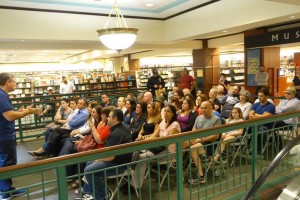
[9,79,16,84]
[285,92,293,95]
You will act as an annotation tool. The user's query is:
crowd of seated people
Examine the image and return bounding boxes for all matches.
[23,84,300,199]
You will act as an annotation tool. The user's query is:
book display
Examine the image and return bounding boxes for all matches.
[10,69,136,98]
[220,54,245,85]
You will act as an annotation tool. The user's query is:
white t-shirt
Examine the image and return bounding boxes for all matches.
[255,71,269,86]
[60,81,75,94]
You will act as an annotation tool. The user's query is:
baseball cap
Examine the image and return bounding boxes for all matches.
[47,87,53,90]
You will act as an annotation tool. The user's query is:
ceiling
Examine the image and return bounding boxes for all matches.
[0,0,300,64]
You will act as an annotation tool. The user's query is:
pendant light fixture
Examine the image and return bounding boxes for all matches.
[97,0,138,51]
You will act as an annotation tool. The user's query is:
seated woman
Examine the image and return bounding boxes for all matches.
[194,94,208,115]
[234,90,252,119]
[123,99,136,128]
[129,102,147,141]
[29,100,98,158]
[213,107,244,162]
[169,96,181,113]
[61,106,111,189]
[177,98,198,133]
[136,102,161,141]
[131,105,181,189]
[173,90,184,109]
[28,98,73,156]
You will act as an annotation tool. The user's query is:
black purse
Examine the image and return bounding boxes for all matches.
[148,146,167,155]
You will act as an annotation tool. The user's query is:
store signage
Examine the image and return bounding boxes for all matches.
[246,48,261,86]
[245,27,300,48]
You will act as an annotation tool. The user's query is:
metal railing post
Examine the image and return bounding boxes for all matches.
[251,125,258,184]
[176,141,184,200]
[56,166,68,200]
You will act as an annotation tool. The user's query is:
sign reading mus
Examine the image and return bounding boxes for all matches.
[245,27,300,48]
[271,31,300,41]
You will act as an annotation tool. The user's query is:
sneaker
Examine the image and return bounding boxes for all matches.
[75,194,94,200]
[188,175,206,185]
[1,188,26,200]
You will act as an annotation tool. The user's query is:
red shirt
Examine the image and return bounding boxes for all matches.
[179,75,194,90]
[95,121,110,149]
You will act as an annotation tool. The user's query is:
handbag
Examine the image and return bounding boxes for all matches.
[45,122,62,130]
[155,88,166,97]
[76,134,96,152]
[148,146,167,155]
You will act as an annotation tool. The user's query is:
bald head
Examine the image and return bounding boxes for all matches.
[200,101,214,118]
[143,92,153,104]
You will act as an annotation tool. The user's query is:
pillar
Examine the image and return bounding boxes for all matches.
[192,41,219,95]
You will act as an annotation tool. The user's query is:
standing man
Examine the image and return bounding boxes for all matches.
[249,89,275,158]
[146,69,165,98]
[0,73,42,199]
[78,109,132,200]
[255,66,269,94]
[179,68,195,94]
[59,76,75,94]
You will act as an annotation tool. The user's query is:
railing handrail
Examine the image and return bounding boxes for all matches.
[0,110,299,179]
[241,135,300,200]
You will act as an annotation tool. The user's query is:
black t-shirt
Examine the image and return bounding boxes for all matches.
[105,123,132,164]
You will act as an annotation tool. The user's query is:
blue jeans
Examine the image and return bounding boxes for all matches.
[83,161,126,200]
[0,140,16,192]
[41,129,53,150]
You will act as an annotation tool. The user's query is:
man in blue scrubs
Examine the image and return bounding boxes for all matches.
[0,73,42,199]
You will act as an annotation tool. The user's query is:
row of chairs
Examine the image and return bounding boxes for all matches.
[105,123,298,198]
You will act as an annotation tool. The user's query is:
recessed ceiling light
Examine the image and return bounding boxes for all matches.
[222,30,228,33]
[289,16,295,19]
[20,40,25,42]
[146,3,154,7]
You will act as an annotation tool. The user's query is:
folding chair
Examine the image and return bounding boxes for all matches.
[107,157,139,198]
[228,127,251,166]
[205,141,226,176]
[146,153,176,188]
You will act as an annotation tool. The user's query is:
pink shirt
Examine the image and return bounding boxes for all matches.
[159,121,181,153]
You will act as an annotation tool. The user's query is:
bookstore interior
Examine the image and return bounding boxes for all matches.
[1,46,300,99]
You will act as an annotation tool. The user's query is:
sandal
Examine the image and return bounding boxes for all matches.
[71,179,80,189]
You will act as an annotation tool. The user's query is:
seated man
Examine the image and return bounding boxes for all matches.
[276,86,300,127]
[183,101,221,184]
[100,93,113,107]
[220,86,241,119]
[77,109,132,200]
[34,98,88,156]
[249,89,275,158]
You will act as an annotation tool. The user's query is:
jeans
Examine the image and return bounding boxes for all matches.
[83,161,126,200]
[0,140,16,192]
